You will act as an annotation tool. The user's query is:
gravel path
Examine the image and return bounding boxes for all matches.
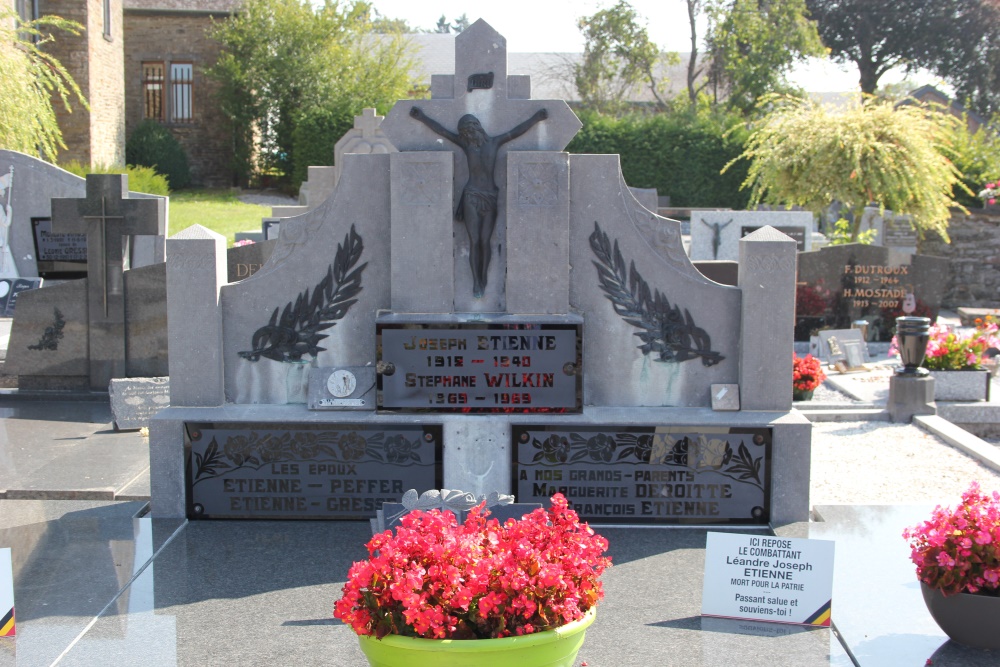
[811,420,1000,506]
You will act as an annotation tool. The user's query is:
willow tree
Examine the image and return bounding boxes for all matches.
[0,10,87,160]
[728,95,968,242]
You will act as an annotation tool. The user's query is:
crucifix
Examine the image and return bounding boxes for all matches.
[380,19,581,311]
[51,174,165,390]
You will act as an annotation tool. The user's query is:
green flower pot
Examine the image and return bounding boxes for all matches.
[792,388,814,402]
[357,608,596,667]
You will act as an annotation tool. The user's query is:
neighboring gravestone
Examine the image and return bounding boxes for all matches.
[795,243,949,341]
[0,278,42,317]
[149,20,810,528]
[859,207,918,265]
[51,175,166,390]
[0,151,166,278]
[6,213,268,390]
[690,210,814,261]
[227,240,275,283]
[110,376,170,430]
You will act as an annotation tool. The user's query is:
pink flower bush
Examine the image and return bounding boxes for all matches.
[889,320,1000,371]
[903,482,1000,596]
[334,493,610,640]
[979,181,999,206]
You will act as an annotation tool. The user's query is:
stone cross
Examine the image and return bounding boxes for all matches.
[51,174,165,390]
[380,19,581,310]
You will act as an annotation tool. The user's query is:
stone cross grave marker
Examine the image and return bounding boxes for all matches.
[380,19,581,312]
[51,174,165,389]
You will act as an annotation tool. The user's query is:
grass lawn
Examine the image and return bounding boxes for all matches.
[168,188,271,246]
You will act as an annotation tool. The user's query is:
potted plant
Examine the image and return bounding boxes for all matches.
[334,493,610,667]
[792,353,825,401]
[888,320,999,400]
[903,482,1000,649]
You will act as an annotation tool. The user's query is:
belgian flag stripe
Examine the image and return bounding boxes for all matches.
[804,600,832,627]
[0,607,13,636]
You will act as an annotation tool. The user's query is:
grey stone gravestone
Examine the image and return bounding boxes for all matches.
[0,151,166,278]
[796,243,949,341]
[109,376,170,430]
[51,175,166,390]
[149,20,811,527]
[690,210,814,261]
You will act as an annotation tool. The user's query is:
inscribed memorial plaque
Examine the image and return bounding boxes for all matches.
[795,244,948,341]
[31,217,87,279]
[512,425,771,524]
[186,423,442,519]
[378,322,581,412]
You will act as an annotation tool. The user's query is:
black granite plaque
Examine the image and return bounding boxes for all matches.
[31,217,87,279]
[795,244,949,341]
[378,322,581,412]
[741,225,807,251]
[185,423,442,519]
[512,425,771,524]
[0,278,42,317]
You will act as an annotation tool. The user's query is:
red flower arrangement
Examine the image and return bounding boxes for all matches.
[334,494,610,640]
[792,353,825,392]
[903,482,1000,596]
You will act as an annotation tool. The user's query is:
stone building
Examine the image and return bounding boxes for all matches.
[13,0,126,167]
[123,0,238,187]
[9,0,235,186]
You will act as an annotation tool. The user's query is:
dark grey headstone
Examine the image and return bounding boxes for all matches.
[4,280,88,388]
[227,239,275,283]
[51,174,166,389]
[796,243,949,341]
[110,377,170,430]
[124,262,168,377]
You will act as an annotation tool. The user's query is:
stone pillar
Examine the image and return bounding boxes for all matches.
[739,226,797,410]
[888,375,937,423]
[390,152,454,313]
[505,152,570,314]
[166,224,226,406]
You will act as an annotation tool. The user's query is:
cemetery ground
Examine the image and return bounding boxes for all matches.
[1,335,999,665]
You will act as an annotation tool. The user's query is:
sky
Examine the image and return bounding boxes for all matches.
[367,0,944,94]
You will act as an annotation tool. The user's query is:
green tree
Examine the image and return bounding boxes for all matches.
[805,0,996,99]
[704,0,825,116]
[207,0,415,185]
[729,95,968,242]
[575,1,679,114]
[0,10,87,160]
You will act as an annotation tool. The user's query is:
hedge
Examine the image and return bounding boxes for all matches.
[566,111,751,209]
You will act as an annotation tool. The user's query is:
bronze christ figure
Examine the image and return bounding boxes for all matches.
[410,106,548,298]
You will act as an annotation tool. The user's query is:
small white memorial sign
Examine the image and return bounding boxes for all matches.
[1,548,13,636]
[701,532,834,627]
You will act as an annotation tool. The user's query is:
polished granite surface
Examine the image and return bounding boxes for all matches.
[0,394,998,665]
[3,500,999,666]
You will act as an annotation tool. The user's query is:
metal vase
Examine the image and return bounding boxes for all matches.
[895,317,931,376]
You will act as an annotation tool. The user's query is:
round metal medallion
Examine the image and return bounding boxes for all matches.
[327,369,357,398]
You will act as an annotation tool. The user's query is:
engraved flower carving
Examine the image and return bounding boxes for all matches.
[586,434,617,462]
[339,432,368,461]
[541,435,570,463]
